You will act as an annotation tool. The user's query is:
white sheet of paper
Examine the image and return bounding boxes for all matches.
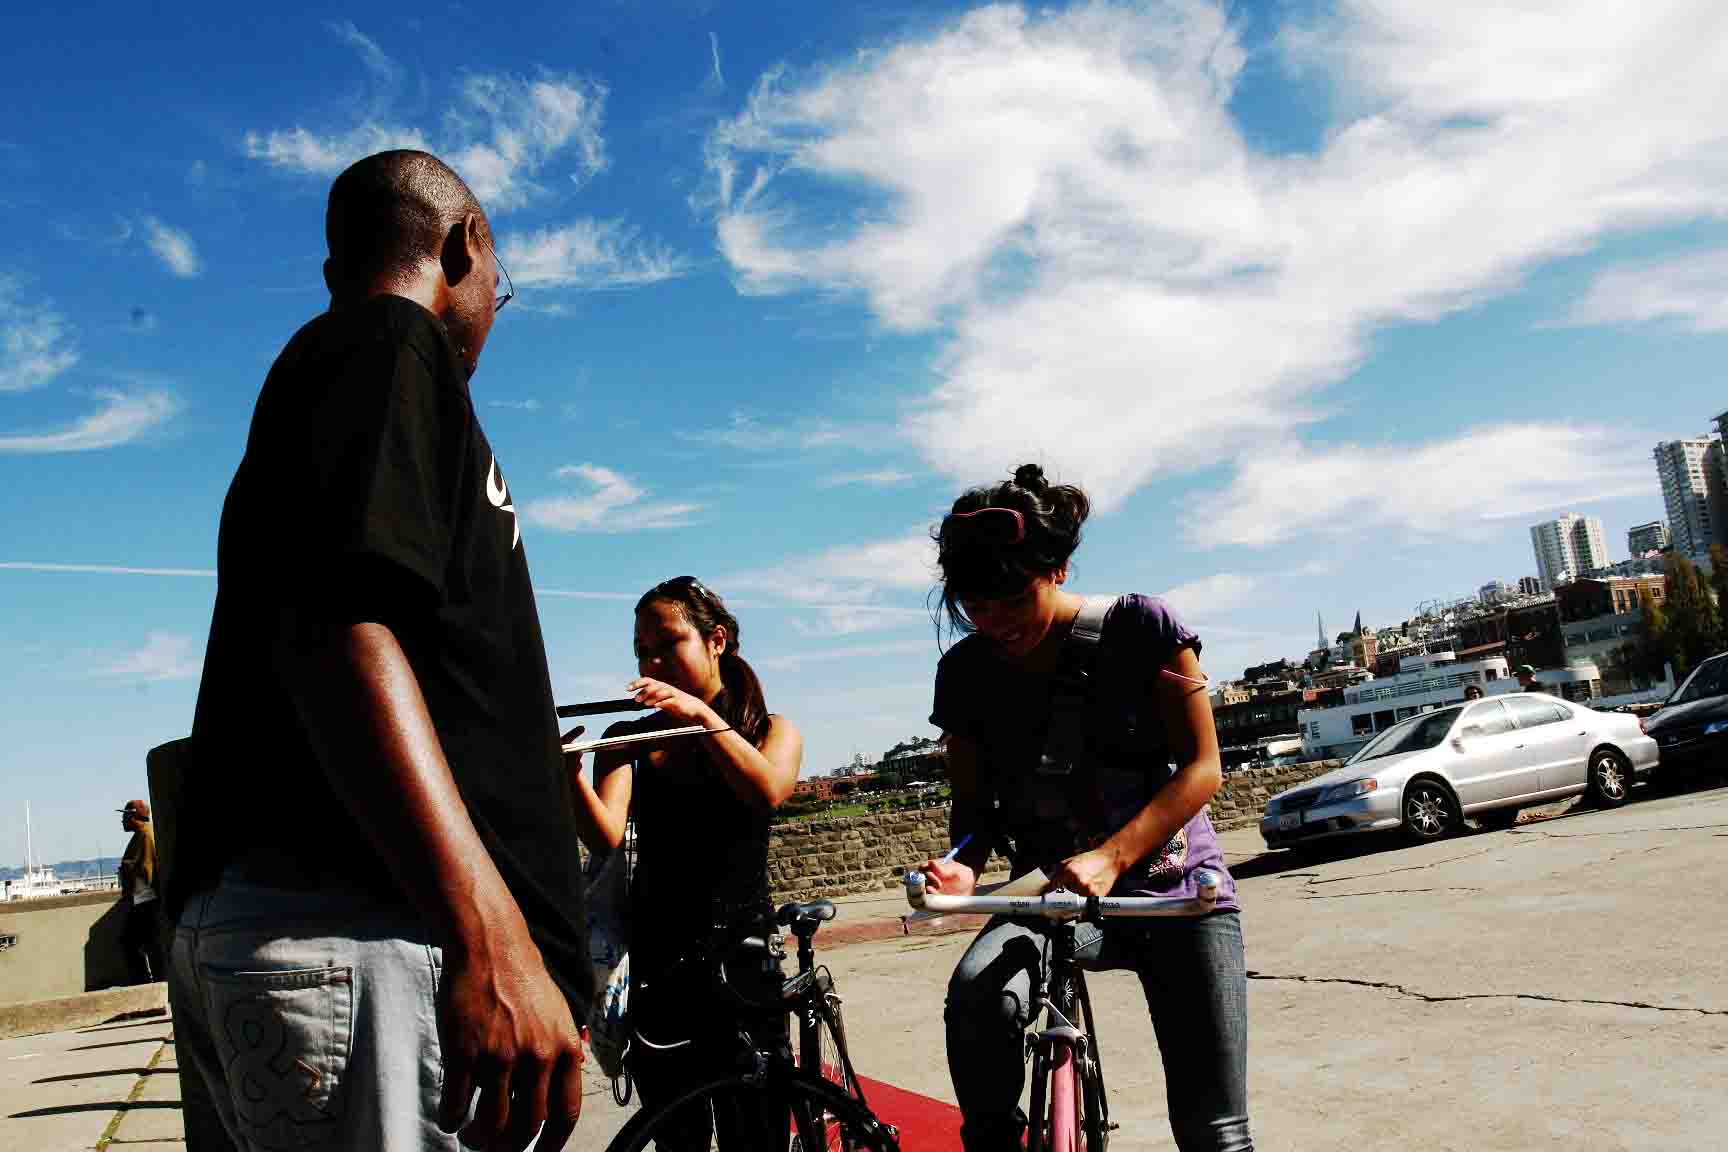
[561,725,710,754]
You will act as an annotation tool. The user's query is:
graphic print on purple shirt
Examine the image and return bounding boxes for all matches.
[930,593,1238,910]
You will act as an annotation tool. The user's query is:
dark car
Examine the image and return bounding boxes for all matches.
[1643,653,1728,774]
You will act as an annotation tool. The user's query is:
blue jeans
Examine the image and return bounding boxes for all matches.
[946,910,1252,1152]
[169,874,458,1152]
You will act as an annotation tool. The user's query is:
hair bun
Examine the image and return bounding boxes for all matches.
[1012,463,1047,491]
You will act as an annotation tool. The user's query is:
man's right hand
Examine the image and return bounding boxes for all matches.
[435,914,584,1152]
[921,856,978,897]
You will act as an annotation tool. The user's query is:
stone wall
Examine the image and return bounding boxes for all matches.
[1205,759,1345,831]
[767,759,1345,902]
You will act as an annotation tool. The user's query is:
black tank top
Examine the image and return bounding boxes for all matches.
[628,733,772,970]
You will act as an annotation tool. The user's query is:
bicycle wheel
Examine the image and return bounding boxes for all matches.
[1077,1046,1108,1152]
[1027,1043,1049,1152]
[607,1072,898,1152]
[812,995,856,1097]
[1048,1042,1079,1152]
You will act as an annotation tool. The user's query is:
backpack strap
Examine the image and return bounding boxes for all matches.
[1040,596,1116,773]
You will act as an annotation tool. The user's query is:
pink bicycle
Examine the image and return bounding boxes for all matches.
[905,870,1221,1152]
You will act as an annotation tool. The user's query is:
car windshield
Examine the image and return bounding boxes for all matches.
[1669,655,1728,705]
[1349,707,1462,764]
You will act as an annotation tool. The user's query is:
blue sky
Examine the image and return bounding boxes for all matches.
[5,0,1728,867]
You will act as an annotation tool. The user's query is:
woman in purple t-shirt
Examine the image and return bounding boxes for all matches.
[919,464,1253,1152]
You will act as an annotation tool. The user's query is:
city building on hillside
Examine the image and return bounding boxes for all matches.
[1654,437,1726,560]
[1517,576,1543,596]
[1627,519,1669,557]
[1556,574,1667,621]
[1529,513,1608,591]
[1297,652,1512,760]
[1210,681,1253,710]
[1479,580,1510,604]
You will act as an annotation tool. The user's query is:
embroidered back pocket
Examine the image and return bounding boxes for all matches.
[206,965,353,1150]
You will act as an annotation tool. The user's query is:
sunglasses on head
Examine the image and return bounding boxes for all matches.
[943,506,1026,544]
[654,575,719,604]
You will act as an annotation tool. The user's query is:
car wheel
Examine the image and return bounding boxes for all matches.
[1475,807,1519,831]
[1587,749,1631,809]
[1403,780,1458,843]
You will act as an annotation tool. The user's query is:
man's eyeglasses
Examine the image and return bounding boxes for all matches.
[486,236,514,313]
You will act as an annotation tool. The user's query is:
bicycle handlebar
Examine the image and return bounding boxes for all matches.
[903,868,1220,919]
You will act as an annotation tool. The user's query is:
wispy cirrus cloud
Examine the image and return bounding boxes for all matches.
[0,561,213,577]
[141,217,200,278]
[1567,248,1728,332]
[498,219,685,289]
[705,0,1728,529]
[678,414,889,453]
[244,24,606,212]
[1,278,78,393]
[521,463,701,532]
[818,469,917,489]
[95,631,201,683]
[0,389,178,454]
[1185,423,1650,549]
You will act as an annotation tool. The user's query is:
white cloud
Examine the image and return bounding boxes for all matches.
[724,530,938,605]
[0,390,177,454]
[0,562,213,577]
[521,463,701,532]
[706,0,1728,518]
[709,31,726,90]
[1159,572,1257,620]
[487,398,542,411]
[245,123,429,175]
[790,604,932,638]
[142,217,200,278]
[245,27,607,213]
[1568,248,1728,332]
[818,469,917,488]
[498,218,684,288]
[678,415,890,453]
[96,631,200,683]
[755,637,932,673]
[1186,423,1650,549]
[0,280,79,393]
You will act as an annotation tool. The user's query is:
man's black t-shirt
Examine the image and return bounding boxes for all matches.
[190,294,588,1018]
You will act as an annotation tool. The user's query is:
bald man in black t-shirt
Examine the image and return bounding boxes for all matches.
[172,151,587,1152]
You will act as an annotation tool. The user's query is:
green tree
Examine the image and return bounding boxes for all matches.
[1660,552,1723,677]
[1711,545,1728,622]
[1632,589,1668,682]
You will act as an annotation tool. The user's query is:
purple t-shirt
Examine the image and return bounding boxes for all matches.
[930,594,1238,910]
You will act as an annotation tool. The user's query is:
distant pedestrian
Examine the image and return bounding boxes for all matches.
[1463,684,1484,701]
[116,800,162,984]
[1515,664,1547,693]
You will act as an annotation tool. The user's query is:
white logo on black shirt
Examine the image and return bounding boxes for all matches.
[486,454,520,550]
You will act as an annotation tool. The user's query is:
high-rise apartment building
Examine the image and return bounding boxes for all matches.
[1517,576,1543,596]
[1654,437,1726,559]
[1627,520,1669,556]
[1529,513,1609,590]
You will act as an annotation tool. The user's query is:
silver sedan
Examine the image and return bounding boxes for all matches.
[1260,695,1660,848]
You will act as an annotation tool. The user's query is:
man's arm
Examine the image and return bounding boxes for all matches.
[292,620,582,1152]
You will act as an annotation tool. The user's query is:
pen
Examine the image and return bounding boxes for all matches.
[939,832,974,865]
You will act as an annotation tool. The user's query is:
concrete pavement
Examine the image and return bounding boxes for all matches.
[6,777,1725,1150]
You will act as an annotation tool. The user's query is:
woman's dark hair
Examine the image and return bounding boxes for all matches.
[636,577,770,747]
[933,463,1090,638]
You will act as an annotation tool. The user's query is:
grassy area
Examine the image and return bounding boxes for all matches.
[773,789,951,824]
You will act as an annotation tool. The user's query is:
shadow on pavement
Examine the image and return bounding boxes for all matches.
[66,1037,169,1052]
[9,1100,181,1119]
[33,1067,168,1085]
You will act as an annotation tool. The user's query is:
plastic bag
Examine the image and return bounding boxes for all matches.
[583,837,632,1081]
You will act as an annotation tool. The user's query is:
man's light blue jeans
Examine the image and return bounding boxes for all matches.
[169,874,460,1152]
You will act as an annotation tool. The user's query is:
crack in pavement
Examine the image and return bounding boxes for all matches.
[1246,971,1727,1016]
[1513,823,1728,839]
[1299,886,1482,900]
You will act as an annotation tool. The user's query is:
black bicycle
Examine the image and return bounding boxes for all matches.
[603,898,899,1152]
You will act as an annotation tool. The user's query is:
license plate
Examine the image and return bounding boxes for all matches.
[1278,812,1301,831]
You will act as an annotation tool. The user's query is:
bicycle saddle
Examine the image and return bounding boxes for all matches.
[776,898,837,935]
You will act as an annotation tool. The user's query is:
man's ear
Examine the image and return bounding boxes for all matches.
[440,215,479,287]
